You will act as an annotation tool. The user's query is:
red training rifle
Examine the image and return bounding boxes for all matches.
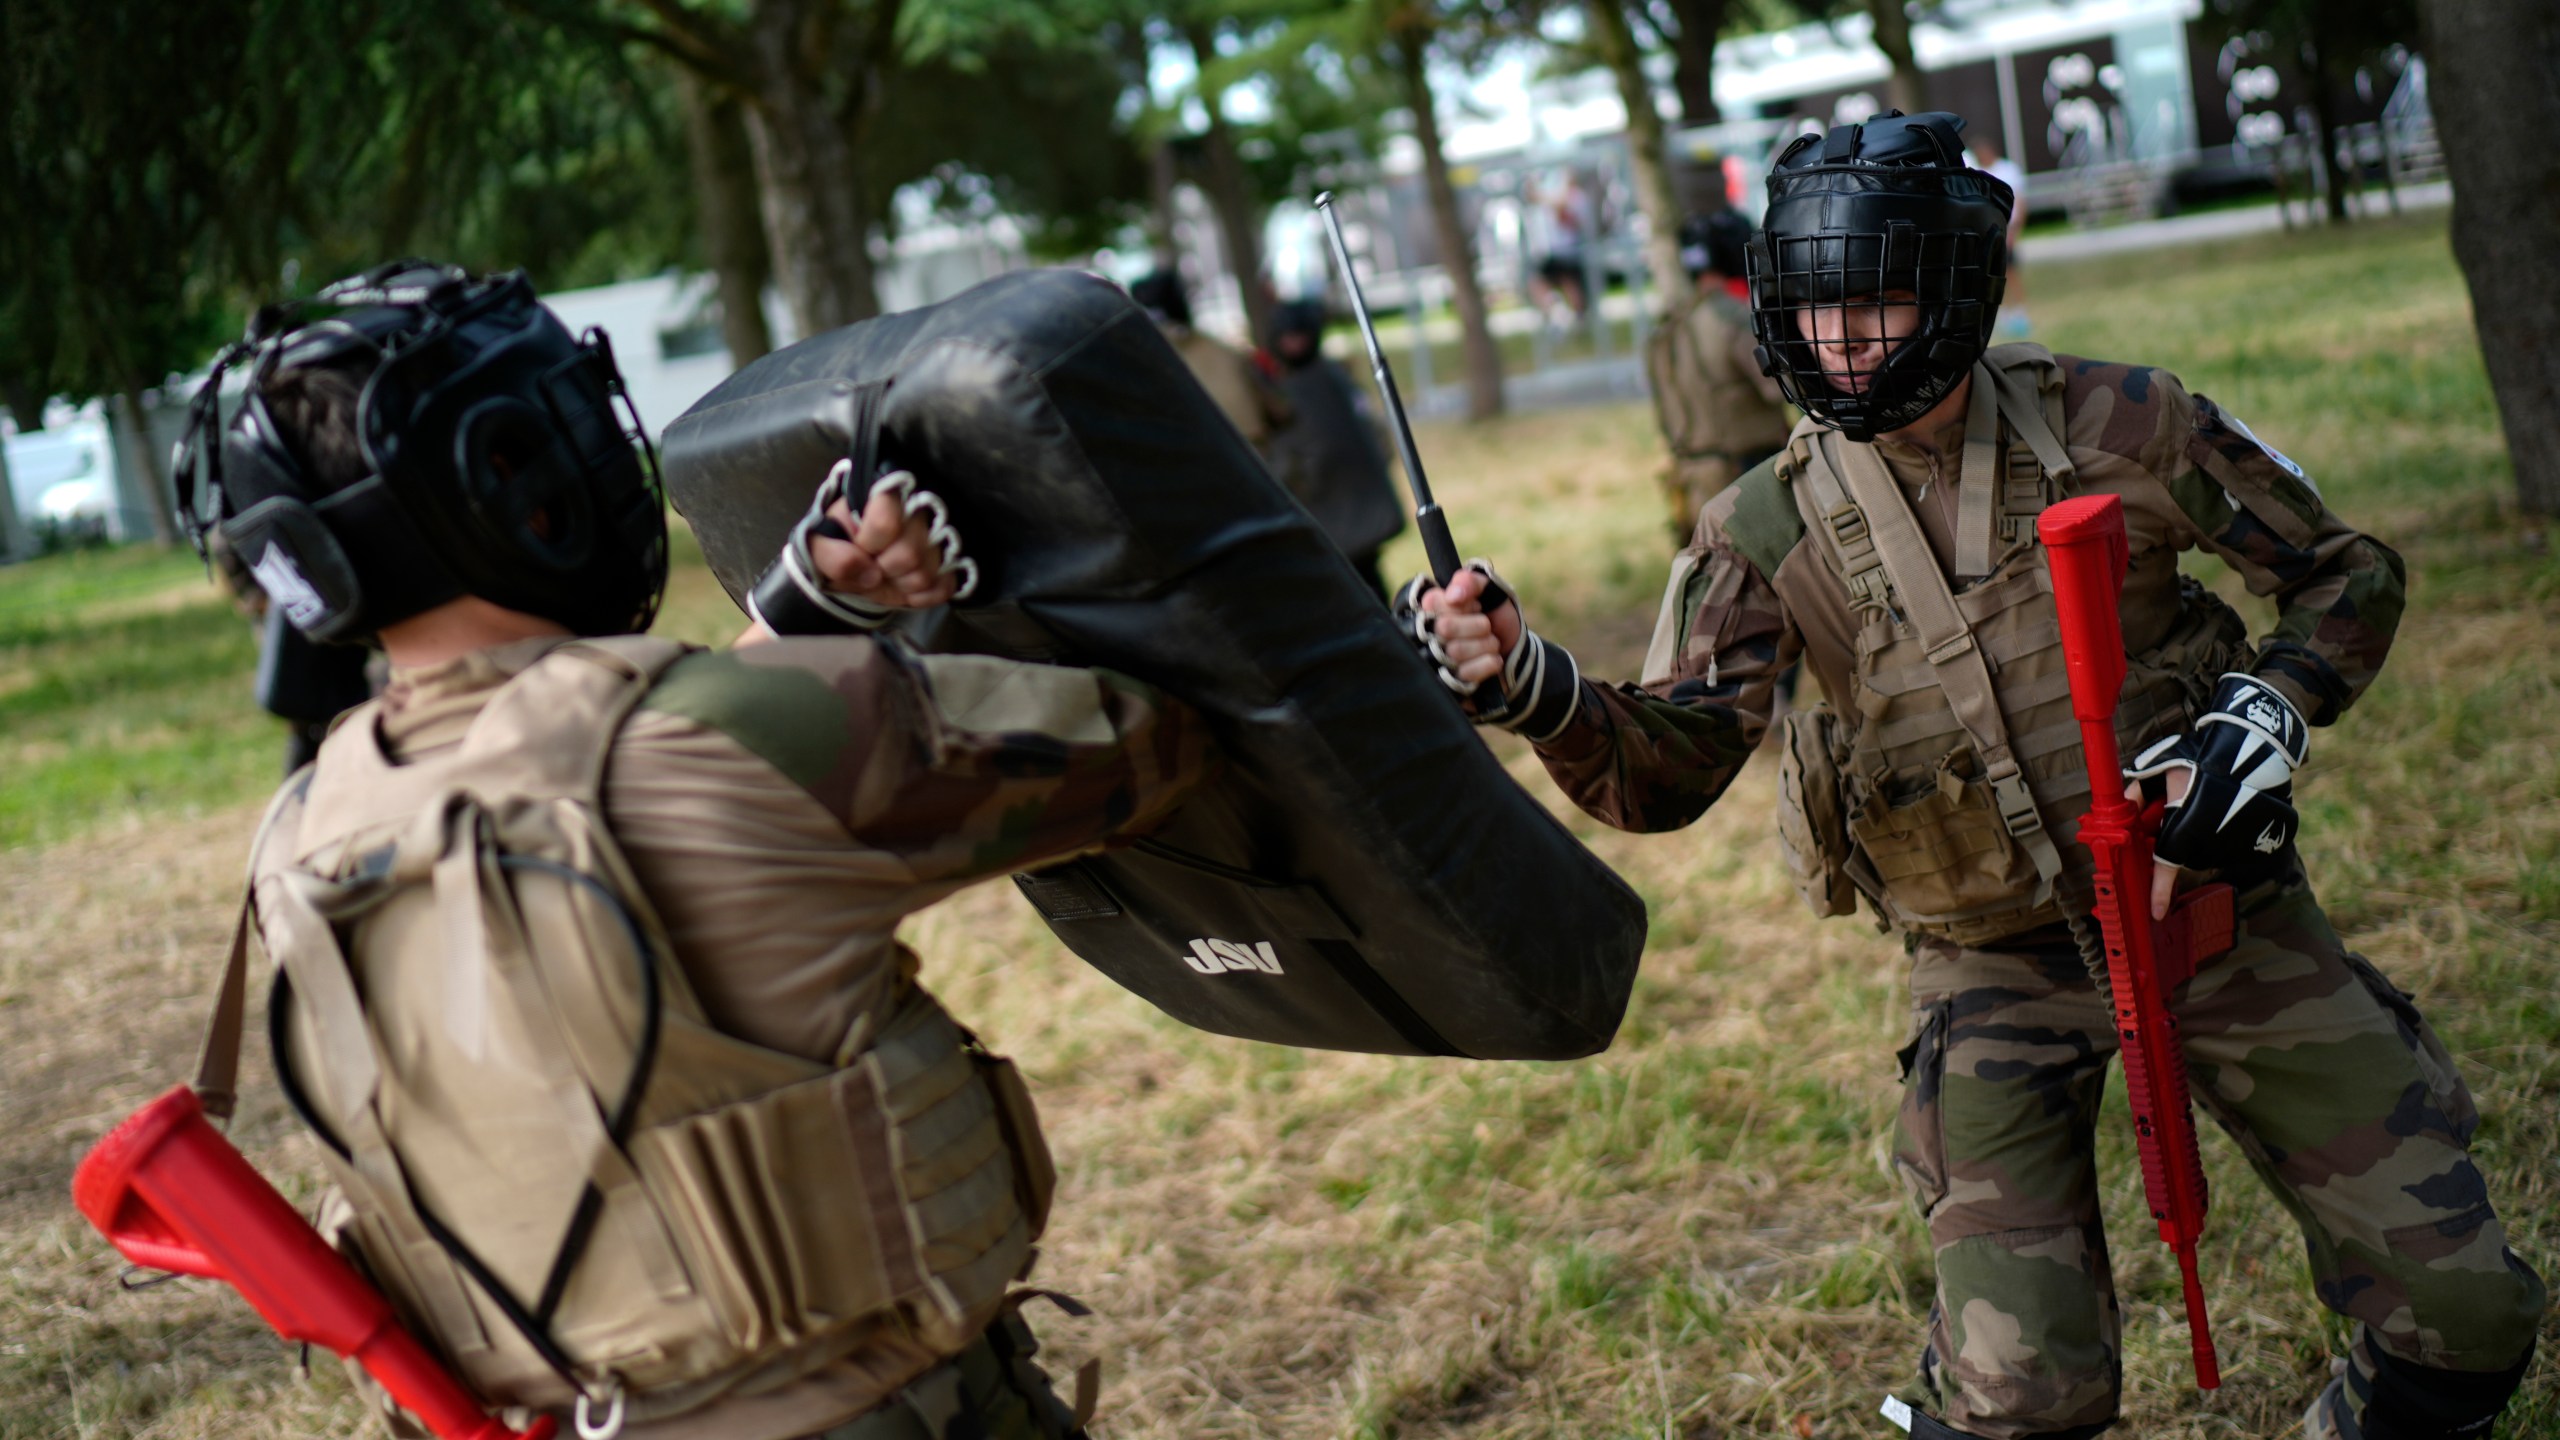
[73,1084,555,1440]
[2039,493,2232,1390]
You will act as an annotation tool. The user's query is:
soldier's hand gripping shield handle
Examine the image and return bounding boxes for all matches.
[2039,494,2228,1391]
[74,1085,557,1440]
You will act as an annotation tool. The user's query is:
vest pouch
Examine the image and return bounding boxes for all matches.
[626,1068,906,1359]
[1775,704,1861,919]
[1845,748,2047,937]
[972,1048,1055,1237]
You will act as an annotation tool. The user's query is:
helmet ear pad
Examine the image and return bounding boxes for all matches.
[222,496,369,644]
[452,394,596,573]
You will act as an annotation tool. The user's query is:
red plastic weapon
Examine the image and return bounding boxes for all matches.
[73,1084,556,1440]
[2039,494,2229,1390]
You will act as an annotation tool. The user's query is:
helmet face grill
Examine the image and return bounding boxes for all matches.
[1750,225,2000,440]
[1745,111,2013,442]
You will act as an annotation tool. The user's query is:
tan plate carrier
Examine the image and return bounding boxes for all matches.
[1769,346,2250,945]
[193,638,1056,1426]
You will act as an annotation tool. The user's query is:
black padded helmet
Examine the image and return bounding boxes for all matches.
[1745,111,2013,441]
[175,260,666,643]
[1128,268,1192,328]
[1676,209,1753,280]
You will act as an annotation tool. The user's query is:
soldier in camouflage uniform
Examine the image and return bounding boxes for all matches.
[1412,116,2543,1439]
[1644,210,1795,540]
[177,266,1212,1440]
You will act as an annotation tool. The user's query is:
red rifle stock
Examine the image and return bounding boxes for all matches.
[2038,494,2229,1390]
[73,1085,556,1440]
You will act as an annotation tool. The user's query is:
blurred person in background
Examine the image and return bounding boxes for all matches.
[1130,268,1292,455]
[1262,299,1405,600]
[1526,169,1595,325]
[1644,209,1794,541]
[1972,137,2030,336]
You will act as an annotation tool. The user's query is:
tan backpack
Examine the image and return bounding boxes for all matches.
[194,637,1054,1430]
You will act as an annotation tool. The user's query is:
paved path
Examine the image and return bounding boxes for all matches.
[2025,182,2450,264]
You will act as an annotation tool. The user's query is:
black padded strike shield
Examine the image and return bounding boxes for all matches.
[660,269,1644,1060]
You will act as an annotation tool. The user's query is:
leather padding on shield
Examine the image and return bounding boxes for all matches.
[660,269,1645,1060]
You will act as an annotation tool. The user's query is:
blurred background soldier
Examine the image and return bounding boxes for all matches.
[1262,299,1406,599]
[179,263,1213,1440]
[1971,137,2031,336]
[1643,209,1793,541]
[1129,268,1292,456]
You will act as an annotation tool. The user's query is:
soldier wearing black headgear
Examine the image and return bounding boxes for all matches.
[1263,299,1404,598]
[1413,111,2542,1440]
[1645,209,1792,539]
[168,263,1214,1440]
[1128,267,1292,453]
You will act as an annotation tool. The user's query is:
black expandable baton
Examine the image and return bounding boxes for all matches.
[1313,191,1508,613]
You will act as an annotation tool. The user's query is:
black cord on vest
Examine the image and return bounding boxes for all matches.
[266,850,672,1398]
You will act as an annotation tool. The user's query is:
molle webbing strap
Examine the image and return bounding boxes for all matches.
[1794,436,1891,613]
[195,769,319,1117]
[191,907,254,1121]
[1953,363,2003,580]
[1990,359,2077,490]
[1822,431,2067,893]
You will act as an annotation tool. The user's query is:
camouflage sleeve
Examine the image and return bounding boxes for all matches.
[2169,390,2408,724]
[641,640,1214,883]
[1531,495,1788,832]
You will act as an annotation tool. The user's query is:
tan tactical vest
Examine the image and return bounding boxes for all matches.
[1767,347,2250,945]
[1645,290,1793,466]
[201,638,1055,1427]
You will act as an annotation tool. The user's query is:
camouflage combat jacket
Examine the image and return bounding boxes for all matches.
[1535,349,2405,929]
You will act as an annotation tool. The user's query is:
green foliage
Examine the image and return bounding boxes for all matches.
[875,30,1151,259]
[0,0,695,411]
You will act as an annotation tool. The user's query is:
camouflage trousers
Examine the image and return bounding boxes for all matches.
[1889,868,2546,1438]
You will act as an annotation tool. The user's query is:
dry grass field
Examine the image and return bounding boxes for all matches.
[3,211,2555,1439]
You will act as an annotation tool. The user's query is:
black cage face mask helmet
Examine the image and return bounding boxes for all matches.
[175,260,668,644]
[1745,111,2014,441]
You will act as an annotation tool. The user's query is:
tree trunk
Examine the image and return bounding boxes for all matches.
[0,416,25,560]
[3,379,45,434]
[1397,29,1504,421]
[676,70,774,366]
[1185,26,1274,346]
[114,389,179,548]
[1659,0,1726,124]
[1147,139,1181,266]
[1120,25,1179,265]
[1588,0,1690,305]
[1865,0,1927,116]
[2300,29,2351,224]
[738,2,880,334]
[2424,0,2560,520]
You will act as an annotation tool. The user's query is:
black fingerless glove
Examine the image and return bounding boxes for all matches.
[1390,563,1581,743]
[747,460,980,637]
[2126,672,2309,873]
